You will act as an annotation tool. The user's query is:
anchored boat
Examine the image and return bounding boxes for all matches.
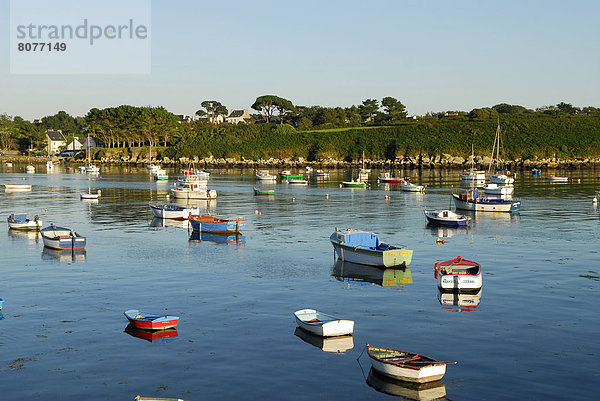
[189,215,245,234]
[452,189,520,212]
[330,228,413,268]
[293,308,354,337]
[367,344,456,383]
[124,309,179,330]
[7,213,42,230]
[434,256,482,292]
[40,225,86,250]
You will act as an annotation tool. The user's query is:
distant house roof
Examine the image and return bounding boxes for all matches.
[228,110,245,118]
[46,131,66,141]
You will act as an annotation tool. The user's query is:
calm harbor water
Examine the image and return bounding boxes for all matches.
[1,164,599,400]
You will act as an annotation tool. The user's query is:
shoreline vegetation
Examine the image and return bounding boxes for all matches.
[1,98,599,171]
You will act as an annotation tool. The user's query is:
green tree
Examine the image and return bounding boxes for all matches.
[273,97,295,124]
[381,97,407,121]
[358,99,379,122]
[197,101,228,124]
[556,102,578,115]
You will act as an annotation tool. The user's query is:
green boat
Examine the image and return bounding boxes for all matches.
[341,180,366,188]
[279,170,303,180]
[254,187,274,196]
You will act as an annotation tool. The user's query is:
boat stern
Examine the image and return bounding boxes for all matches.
[383,249,413,268]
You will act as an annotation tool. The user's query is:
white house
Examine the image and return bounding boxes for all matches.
[226,109,251,124]
[46,130,66,154]
[67,136,96,150]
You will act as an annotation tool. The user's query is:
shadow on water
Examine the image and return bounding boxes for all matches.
[293,327,354,353]
[41,247,87,263]
[438,288,483,312]
[331,260,412,289]
[366,367,447,400]
[188,230,246,245]
[124,323,179,343]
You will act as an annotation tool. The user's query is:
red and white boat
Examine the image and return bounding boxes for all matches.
[548,176,568,183]
[124,309,179,330]
[434,256,482,292]
[378,172,405,184]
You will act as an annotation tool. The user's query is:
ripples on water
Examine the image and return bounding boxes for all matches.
[0,166,599,400]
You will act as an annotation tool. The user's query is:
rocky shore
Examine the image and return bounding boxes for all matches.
[3,154,600,170]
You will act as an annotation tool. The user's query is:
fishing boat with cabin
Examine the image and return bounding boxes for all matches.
[330,228,413,268]
[452,188,521,212]
[434,256,482,292]
[366,344,456,383]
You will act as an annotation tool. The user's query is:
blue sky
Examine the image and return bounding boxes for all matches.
[1,0,599,119]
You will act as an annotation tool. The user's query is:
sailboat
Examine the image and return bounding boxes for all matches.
[459,144,485,183]
[488,118,514,184]
[359,150,370,181]
[146,141,160,173]
[25,140,35,173]
[85,133,99,173]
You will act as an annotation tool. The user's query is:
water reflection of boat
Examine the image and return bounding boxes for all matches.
[8,229,40,242]
[171,198,217,210]
[425,224,469,238]
[42,247,87,262]
[438,288,482,312]
[150,217,190,229]
[188,231,246,245]
[331,260,412,288]
[293,327,354,353]
[124,324,178,343]
[366,368,447,400]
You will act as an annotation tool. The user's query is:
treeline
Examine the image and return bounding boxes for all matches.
[1,97,599,161]
[166,113,600,161]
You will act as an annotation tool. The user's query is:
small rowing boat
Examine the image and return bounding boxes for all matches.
[434,256,482,292]
[254,187,274,196]
[424,210,470,226]
[293,308,354,337]
[330,228,413,268]
[149,203,198,220]
[189,215,245,234]
[40,225,86,250]
[4,183,32,191]
[7,213,42,230]
[124,309,179,330]
[367,344,456,383]
[548,175,568,183]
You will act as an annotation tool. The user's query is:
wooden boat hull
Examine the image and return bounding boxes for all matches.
[170,188,217,200]
[287,179,308,185]
[367,345,448,383]
[125,324,179,343]
[401,183,426,192]
[459,170,485,181]
[189,215,245,234]
[294,309,354,337]
[424,210,470,226]
[341,181,366,188]
[489,174,514,184]
[7,214,42,230]
[453,193,520,212]
[80,193,100,199]
[40,226,86,250]
[483,184,514,195]
[124,309,179,330]
[435,256,482,292]
[254,187,274,195]
[548,176,568,182]
[280,174,303,179]
[379,178,404,184]
[149,203,197,220]
[330,232,412,268]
